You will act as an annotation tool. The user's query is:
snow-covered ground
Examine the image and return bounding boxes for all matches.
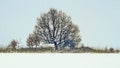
[0,53,120,68]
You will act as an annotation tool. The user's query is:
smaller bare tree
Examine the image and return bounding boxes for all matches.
[26,33,40,49]
[8,39,18,50]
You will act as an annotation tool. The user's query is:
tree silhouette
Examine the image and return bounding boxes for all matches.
[26,33,40,49]
[8,39,18,50]
[27,8,81,50]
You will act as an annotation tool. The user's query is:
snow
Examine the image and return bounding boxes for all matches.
[0,53,120,68]
[40,44,54,47]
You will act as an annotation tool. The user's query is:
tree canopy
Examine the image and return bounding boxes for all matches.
[26,8,81,50]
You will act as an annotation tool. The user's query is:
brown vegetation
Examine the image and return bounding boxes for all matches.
[0,45,119,53]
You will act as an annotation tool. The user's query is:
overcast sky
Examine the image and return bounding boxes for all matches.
[0,0,120,48]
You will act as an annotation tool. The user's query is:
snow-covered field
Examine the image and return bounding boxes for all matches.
[0,53,120,68]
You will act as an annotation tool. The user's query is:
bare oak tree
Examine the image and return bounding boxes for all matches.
[27,8,81,50]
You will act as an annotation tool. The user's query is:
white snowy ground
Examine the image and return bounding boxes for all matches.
[0,53,120,68]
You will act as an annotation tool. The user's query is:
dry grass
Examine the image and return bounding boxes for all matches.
[0,46,119,53]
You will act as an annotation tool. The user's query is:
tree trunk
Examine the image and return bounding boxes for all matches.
[54,42,58,50]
